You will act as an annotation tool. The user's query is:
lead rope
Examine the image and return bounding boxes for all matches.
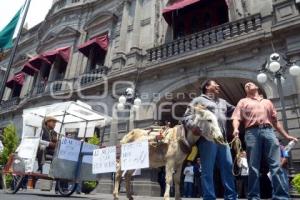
[228,136,243,176]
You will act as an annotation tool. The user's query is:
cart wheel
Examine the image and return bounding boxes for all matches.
[1,171,24,194]
[56,180,77,197]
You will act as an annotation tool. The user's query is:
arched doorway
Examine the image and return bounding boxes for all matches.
[156,77,267,198]
[157,77,266,125]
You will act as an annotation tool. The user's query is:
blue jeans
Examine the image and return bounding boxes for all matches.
[198,138,237,200]
[245,127,289,200]
[184,182,193,197]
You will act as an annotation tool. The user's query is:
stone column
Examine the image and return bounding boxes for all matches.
[76,31,88,76]
[109,107,119,146]
[130,0,142,49]
[112,1,130,71]
[118,1,130,53]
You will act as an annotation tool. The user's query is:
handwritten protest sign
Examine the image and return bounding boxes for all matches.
[121,140,149,171]
[58,137,81,162]
[92,146,116,174]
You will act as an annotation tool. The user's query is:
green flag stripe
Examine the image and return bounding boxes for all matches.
[0,7,22,50]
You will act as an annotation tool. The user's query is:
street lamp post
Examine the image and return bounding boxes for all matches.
[257,53,300,130]
[117,87,142,132]
[257,53,300,172]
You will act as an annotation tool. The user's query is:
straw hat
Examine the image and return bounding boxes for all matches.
[44,116,58,123]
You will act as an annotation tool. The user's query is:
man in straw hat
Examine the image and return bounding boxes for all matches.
[37,116,59,173]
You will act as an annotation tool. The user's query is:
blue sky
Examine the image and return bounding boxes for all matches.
[0,0,52,31]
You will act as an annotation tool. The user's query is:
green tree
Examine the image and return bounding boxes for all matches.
[0,124,19,165]
[292,174,300,193]
[87,134,100,145]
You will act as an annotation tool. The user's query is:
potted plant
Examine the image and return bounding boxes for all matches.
[81,180,98,194]
[81,135,99,194]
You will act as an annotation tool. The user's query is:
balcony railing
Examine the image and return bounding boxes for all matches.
[34,78,65,96]
[147,14,262,63]
[36,84,46,95]
[0,97,20,112]
[80,67,109,86]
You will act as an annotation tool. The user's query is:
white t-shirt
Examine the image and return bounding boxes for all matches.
[184,165,194,183]
[238,157,249,176]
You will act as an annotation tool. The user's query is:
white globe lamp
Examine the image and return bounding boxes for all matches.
[119,95,126,104]
[269,61,281,73]
[117,103,125,110]
[289,64,300,76]
[134,97,142,106]
[257,72,268,83]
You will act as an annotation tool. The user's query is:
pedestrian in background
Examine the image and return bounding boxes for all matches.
[157,167,166,197]
[280,142,289,189]
[237,151,248,198]
[193,157,202,197]
[183,161,194,198]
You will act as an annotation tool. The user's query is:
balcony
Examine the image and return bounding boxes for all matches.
[80,67,109,87]
[147,14,262,63]
[36,84,46,95]
[0,97,20,112]
[34,78,66,96]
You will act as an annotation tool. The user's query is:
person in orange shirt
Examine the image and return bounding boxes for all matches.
[232,82,298,200]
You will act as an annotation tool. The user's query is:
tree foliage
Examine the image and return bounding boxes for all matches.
[292,174,300,194]
[0,124,19,165]
[87,134,100,145]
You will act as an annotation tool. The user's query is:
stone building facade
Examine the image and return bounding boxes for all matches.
[1,0,300,196]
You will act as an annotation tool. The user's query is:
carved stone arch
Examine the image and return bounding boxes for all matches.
[153,69,275,106]
[57,26,80,37]
[37,26,80,52]
[42,26,80,42]
[84,11,118,31]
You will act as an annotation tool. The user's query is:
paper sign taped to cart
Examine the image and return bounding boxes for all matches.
[121,140,149,171]
[92,146,116,174]
[58,137,81,162]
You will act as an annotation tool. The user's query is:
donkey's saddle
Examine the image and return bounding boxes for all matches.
[145,125,171,146]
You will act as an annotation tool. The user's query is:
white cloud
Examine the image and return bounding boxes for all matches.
[0,0,53,31]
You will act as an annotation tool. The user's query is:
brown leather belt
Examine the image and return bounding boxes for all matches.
[246,124,272,130]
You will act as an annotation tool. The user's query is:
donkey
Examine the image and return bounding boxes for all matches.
[113,105,225,200]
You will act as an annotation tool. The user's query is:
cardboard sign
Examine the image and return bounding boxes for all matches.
[121,140,149,171]
[92,146,116,174]
[58,137,81,162]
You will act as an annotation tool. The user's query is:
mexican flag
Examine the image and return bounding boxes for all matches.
[0,7,22,51]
